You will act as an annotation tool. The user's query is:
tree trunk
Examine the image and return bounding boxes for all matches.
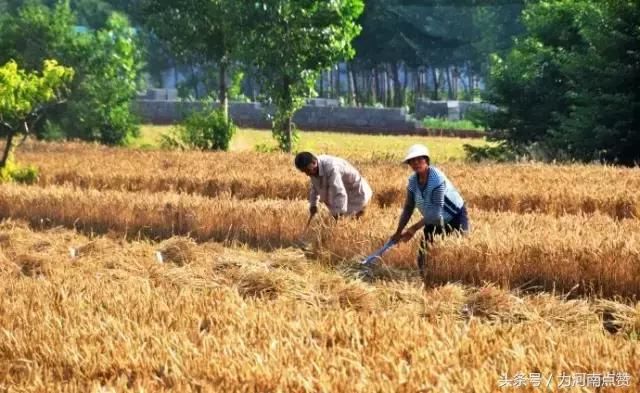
[351,64,360,106]
[334,65,340,100]
[459,65,469,96]
[439,69,447,99]
[0,130,15,168]
[384,64,393,107]
[382,67,387,106]
[285,114,293,153]
[373,68,379,105]
[347,62,356,106]
[403,65,409,92]
[445,67,454,100]
[219,60,228,121]
[422,66,430,99]
[380,68,385,106]
[452,66,459,98]
[358,70,364,106]
[379,68,384,105]
[249,69,257,101]
[402,65,407,105]
[282,75,293,153]
[460,74,468,94]
[319,71,324,97]
[431,67,439,100]
[173,60,178,89]
[346,64,351,105]
[328,69,333,98]
[391,63,398,107]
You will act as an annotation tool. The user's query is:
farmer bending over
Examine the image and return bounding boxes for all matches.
[390,144,470,276]
[295,152,372,220]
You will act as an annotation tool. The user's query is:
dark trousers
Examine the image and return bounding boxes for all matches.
[417,205,470,276]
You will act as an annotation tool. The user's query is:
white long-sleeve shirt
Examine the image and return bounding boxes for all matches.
[308,155,372,215]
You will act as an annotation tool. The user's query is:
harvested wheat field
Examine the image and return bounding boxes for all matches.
[17,141,640,219]
[1,136,639,392]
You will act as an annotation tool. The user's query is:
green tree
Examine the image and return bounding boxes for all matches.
[61,12,143,144]
[139,0,248,121]
[555,0,640,165]
[0,0,77,72]
[347,1,525,104]
[482,0,639,165]
[246,0,364,152]
[0,59,74,167]
[0,1,143,145]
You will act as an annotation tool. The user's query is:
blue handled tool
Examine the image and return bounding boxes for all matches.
[360,240,397,266]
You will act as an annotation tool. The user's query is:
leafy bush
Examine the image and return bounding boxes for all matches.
[0,155,39,184]
[162,107,235,151]
[271,111,299,152]
[229,70,245,100]
[464,143,516,163]
[423,117,483,131]
[254,143,279,153]
[40,120,66,141]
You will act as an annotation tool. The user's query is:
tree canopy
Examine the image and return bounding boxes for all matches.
[0,59,74,167]
[482,0,640,165]
[245,0,365,152]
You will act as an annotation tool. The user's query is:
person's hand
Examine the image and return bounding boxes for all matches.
[309,205,318,216]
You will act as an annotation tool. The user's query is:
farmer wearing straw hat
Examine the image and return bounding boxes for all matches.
[295,152,372,220]
[390,144,470,276]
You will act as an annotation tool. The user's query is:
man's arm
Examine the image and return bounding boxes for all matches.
[327,168,348,217]
[309,185,319,211]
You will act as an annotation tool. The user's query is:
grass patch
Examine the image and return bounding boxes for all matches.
[422,117,483,131]
[133,125,489,162]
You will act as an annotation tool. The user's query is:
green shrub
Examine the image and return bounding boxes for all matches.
[0,155,39,184]
[162,107,235,151]
[254,143,279,153]
[40,120,66,141]
[423,117,483,131]
[463,143,516,163]
[271,111,299,152]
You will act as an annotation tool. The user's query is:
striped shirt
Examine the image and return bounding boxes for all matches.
[406,166,464,225]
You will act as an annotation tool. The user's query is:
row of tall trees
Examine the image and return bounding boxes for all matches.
[139,0,364,152]
[2,0,636,164]
[136,1,526,106]
[0,0,365,152]
[343,0,525,106]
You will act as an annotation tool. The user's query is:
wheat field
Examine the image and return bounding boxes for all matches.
[1,136,639,392]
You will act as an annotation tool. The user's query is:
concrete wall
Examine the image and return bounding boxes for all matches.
[132,94,486,138]
[415,99,497,120]
[133,100,422,134]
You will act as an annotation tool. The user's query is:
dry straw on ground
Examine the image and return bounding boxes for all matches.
[1,141,639,391]
[1,183,639,296]
[0,224,638,391]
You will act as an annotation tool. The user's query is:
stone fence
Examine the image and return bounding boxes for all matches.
[133,100,423,134]
[415,99,497,121]
[133,93,486,138]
